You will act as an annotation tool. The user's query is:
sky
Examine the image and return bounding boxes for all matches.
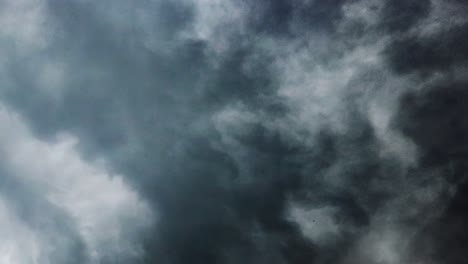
[0,0,468,263]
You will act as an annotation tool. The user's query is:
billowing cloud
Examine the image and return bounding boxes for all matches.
[1,0,468,263]
[0,107,153,263]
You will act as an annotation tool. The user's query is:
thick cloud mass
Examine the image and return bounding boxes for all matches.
[1,0,468,263]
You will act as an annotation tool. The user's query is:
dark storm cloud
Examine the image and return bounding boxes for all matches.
[379,0,431,33]
[383,0,468,262]
[397,80,468,164]
[1,0,468,263]
[391,67,468,264]
[2,0,319,262]
[245,0,348,35]
[384,23,468,74]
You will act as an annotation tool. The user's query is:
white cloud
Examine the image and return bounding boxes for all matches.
[273,39,385,136]
[181,0,247,54]
[0,197,41,264]
[0,0,50,52]
[288,205,341,246]
[416,0,468,37]
[0,106,154,264]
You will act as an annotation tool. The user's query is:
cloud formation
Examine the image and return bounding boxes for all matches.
[1,0,468,263]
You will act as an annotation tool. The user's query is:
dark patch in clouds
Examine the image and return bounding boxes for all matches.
[395,72,468,264]
[247,0,348,35]
[398,80,468,164]
[1,0,468,263]
[379,0,431,33]
[385,23,468,74]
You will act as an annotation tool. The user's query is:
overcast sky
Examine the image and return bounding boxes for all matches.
[1,0,468,263]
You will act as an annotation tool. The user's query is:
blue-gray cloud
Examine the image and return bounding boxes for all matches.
[1,0,468,263]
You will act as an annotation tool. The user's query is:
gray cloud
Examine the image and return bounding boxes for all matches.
[1,0,468,263]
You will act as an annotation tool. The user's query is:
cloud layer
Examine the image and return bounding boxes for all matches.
[1,0,468,263]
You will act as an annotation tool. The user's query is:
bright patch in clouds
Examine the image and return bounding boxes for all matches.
[0,107,153,264]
